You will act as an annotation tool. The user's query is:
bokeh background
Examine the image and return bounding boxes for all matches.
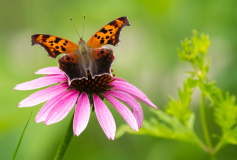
[1,0,237,159]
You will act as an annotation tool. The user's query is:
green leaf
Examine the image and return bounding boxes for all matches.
[115,124,132,139]
[117,109,196,143]
[187,113,195,130]
[191,30,210,56]
[205,57,212,73]
[165,78,196,125]
[214,92,237,133]
[197,81,222,104]
[178,38,198,62]
[224,127,237,145]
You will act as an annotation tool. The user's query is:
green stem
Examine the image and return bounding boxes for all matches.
[191,61,198,73]
[200,94,215,160]
[214,139,224,154]
[191,131,209,152]
[12,112,32,160]
[213,132,228,154]
[54,114,74,160]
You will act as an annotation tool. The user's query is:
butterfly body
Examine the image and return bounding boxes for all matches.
[77,38,90,67]
[31,17,130,84]
[78,38,87,55]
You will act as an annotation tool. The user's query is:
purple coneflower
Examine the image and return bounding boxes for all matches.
[14,67,157,140]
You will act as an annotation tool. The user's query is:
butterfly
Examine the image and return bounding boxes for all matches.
[31,17,130,84]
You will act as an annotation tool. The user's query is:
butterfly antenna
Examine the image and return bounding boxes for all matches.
[82,15,85,39]
[70,17,81,39]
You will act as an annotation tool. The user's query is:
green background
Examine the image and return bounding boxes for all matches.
[1,0,237,159]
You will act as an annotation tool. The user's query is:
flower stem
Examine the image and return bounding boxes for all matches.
[54,114,74,160]
[200,93,215,160]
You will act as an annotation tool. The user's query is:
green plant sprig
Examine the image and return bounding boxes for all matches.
[116,30,237,159]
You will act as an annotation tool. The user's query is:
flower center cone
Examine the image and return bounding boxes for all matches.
[70,70,115,94]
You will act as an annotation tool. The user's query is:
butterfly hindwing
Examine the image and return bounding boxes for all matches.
[87,17,130,48]
[31,34,78,59]
[88,47,115,78]
[58,53,88,83]
[58,48,114,83]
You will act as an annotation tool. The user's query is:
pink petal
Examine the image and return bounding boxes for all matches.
[44,89,79,125]
[104,93,138,131]
[19,83,69,107]
[35,90,70,123]
[73,92,91,136]
[14,74,67,90]
[111,81,158,110]
[107,90,143,128]
[93,94,116,140]
[35,67,64,75]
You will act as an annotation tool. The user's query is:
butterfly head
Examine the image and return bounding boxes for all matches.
[78,38,85,45]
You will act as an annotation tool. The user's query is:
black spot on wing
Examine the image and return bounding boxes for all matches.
[55,46,59,49]
[49,41,53,43]
[106,36,109,39]
[61,46,66,52]
[54,37,62,43]
[100,39,104,44]
[63,43,66,46]
[95,34,97,37]
[100,28,108,34]
[97,36,100,39]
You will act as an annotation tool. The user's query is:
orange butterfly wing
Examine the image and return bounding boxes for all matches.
[87,17,130,48]
[31,34,78,59]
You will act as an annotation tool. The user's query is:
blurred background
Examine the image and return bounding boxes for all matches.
[1,0,237,159]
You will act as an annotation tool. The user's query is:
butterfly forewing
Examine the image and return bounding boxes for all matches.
[31,34,78,59]
[86,17,130,48]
